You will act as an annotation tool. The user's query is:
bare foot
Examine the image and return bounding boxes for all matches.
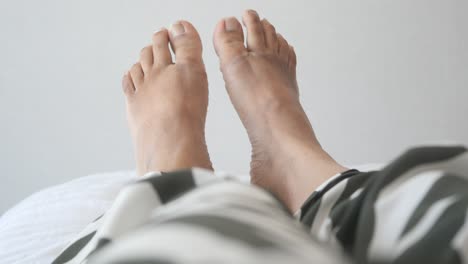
[213,10,347,212]
[123,21,212,175]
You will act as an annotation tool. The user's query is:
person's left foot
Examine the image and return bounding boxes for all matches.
[122,21,212,175]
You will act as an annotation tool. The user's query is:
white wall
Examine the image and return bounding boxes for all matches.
[1,0,467,213]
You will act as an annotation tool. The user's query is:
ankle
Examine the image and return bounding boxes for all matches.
[135,131,212,175]
[289,151,347,212]
[258,145,347,212]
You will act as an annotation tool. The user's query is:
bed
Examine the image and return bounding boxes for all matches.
[0,164,382,263]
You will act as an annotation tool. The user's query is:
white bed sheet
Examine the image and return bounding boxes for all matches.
[0,171,135,264]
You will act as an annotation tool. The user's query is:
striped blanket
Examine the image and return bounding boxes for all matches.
[53,146,468,264]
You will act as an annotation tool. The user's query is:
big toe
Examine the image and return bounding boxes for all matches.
[213,17,248,67]
[169,20,203,64]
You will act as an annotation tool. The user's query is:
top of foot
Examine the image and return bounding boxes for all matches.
[123,21,212,175]
[213,10,347,212]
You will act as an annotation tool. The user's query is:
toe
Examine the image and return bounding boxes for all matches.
[139,45,153,73]
[261,19,278,52]
[129,63,144,88]
[213,17,248,67]
[122,72,136,95]
[168,20,203,64]
[152,28,172,67]
[288,45,298,94]
[288,45,297,72]
[277,33,289,61]
[242,9,266,51]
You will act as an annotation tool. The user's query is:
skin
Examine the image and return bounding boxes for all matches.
[122,22,212,174]
[123,10,347,213]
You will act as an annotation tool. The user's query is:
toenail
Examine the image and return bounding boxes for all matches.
[225,17,239,32]
[170,23,185,37]
[154,27,166,34]
[247,10,259,19]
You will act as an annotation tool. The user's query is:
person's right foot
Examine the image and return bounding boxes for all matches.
[213,10,347,212]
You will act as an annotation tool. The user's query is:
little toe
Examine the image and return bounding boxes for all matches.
[242,9,266,51]
[261,19,278,52]
[139,45,153,74]
[213,17,248,67]
[288,45,297,73]
[122,72,136,95]
[277,33,290,61]
[152,28,172,67]
[129,62,144,88]
[168,20,203,64]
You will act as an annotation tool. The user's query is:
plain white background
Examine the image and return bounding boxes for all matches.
[0,0,467,213]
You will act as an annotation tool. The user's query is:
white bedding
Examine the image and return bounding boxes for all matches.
[0,164,382,263]
[0,171,135,264]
